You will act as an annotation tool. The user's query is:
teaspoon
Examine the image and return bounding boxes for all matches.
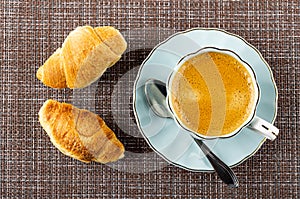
[144,79,239,188]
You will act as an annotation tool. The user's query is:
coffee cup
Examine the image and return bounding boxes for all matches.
[166,47,279,140]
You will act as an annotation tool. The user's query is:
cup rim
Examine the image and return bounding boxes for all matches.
[166,47,261,140]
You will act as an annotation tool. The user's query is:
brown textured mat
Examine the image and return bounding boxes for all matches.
[1,0,299,198]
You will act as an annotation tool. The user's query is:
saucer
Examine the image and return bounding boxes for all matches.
[133,28,278,172]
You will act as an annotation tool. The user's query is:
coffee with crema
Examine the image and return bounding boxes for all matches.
[170,51,256,136]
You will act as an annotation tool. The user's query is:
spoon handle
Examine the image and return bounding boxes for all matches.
[193,138,239,188]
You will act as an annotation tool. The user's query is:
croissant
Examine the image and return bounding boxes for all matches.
[38,99,125,163]
[36,26,127,89]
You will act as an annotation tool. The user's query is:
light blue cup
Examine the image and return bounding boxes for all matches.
[166,47,279,141]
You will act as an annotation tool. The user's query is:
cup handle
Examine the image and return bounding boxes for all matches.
[248,116,279,141]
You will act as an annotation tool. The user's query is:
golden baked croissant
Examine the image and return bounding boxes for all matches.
[38,99,125,163]
[36,26,127,89]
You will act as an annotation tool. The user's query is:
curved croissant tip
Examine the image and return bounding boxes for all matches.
[36,67,43,80]
[119,153,125,159]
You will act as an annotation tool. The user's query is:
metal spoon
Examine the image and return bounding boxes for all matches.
[144,79,239,188]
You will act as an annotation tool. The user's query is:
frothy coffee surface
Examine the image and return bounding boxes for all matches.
[170,52,256,136]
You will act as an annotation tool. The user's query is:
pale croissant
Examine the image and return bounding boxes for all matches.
[38,99,125,163]
[36,26,127,89]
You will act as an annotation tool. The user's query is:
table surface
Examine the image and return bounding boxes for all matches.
[1,0,299,198]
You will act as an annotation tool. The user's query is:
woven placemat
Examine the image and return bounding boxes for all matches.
[1,0,299,198]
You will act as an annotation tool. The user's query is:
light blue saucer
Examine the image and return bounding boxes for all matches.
[133,28,278,172]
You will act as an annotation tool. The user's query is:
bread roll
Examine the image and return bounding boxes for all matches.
[38,99,125,163]
[37,26,127,89]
